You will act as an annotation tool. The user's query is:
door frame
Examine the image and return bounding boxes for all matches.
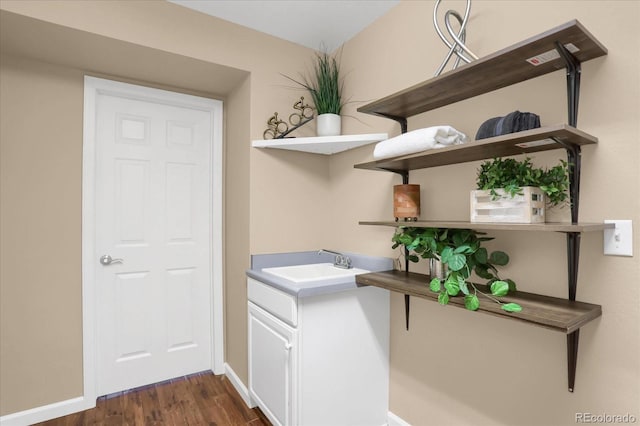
[81,76,224,404]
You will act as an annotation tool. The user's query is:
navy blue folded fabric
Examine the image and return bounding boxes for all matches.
[475,111,541,140]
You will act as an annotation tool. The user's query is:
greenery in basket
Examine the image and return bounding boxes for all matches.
[392,227,522,313]
[283,50,343,115]
[476,157,570,207]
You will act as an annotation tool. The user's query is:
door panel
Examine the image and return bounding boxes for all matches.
[95,88,214,396]
[113,271,152,361]
[166,267,198,351]
[115,160,149,243]
[165,162,195,241]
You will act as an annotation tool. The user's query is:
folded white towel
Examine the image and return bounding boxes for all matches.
[373,126,467,159]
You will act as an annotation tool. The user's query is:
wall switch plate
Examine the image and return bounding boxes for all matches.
[604,220,633,257]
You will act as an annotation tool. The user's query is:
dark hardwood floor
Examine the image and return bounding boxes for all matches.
[35,371,271,426]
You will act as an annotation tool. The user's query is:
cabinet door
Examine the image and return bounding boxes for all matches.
[248,302,297,426]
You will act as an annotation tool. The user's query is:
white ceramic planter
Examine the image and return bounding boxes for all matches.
[316,113,341,136]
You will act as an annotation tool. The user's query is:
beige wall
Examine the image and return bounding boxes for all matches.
[224,75,252,380]
[0,0,321,416]
[1,0,639,424]
[0,55,85,412]
[334,1,639,425]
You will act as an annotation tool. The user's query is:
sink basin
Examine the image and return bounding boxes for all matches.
[262,263,369,284]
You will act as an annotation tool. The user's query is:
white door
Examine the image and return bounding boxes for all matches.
[91,79,220,396]
[248,302,297,426]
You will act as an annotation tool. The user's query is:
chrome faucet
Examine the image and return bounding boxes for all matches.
[318,249,352,269]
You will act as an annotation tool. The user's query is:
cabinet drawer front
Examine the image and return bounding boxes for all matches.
[247,278,297,326]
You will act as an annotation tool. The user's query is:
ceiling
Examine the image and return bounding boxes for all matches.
[169,0,399,51]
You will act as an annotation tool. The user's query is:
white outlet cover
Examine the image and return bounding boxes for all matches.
[604,220,633,257]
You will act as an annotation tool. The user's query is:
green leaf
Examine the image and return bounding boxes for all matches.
[438,291,449,305]
[398,234,413,245]
[429,278,441,293]
[444,275,460,296]
[459,279,469,296]
[454,244,472,254]
[452,231,470,246]
[505,278,517,292]
[489,251,510,266]
[474,247,488,264]
[447,253,467,271]
[408,254,419,263]
[501,303,522,313]
[490,280,510,297]
[474,264,495,280]
[464,294,480,311]
[440,246,453,263]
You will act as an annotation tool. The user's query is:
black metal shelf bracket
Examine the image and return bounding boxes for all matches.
[555,40,585,393]
[555,41,581,128]
[567,329,580,392]
[404,249,411,331]
[404,294,411,331]
[379,168,410,183]
[373,113,408,134]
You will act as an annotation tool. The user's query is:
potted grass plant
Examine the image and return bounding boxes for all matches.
[284,50,344,136]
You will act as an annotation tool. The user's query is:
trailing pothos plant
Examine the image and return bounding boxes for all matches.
[476,157,570,207]
[392,227,522,313]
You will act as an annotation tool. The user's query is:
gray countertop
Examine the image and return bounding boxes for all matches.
[246,250,394,297]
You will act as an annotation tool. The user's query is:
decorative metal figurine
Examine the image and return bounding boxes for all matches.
[289,96,314,126]
[263,112,288,140]
[262,97,315,139]
[433,0,478,76]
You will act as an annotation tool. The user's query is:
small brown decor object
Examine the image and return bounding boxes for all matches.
[470,186,545,223]
[394,184,420,222]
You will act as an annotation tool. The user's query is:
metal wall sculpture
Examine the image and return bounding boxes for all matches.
[433,0,478,76]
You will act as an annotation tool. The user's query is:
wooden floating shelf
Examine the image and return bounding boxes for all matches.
[352,19,608,393]
[252,133,388,155]
[354,125,597,172]
[357,20,607,118]
[356,270,602,334]
[359,220,614,233]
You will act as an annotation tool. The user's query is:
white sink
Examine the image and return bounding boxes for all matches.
[262,263,369,284]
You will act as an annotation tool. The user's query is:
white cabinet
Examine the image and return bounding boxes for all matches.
[247,277,389,426]
[248,302,297,426]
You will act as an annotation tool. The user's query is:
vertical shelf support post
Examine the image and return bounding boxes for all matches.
[403,165,411,330]
[555,41,581,128]
[404,294,411,331]
[385,118,410,331]
[567,330,580,392]
[566,230,581,392]
[555,40,584,392]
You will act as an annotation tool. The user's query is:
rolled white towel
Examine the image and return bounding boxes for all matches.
[373,126,467,159]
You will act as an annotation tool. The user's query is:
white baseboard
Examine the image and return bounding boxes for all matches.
[388,411,411,426]
[0,396,94,426]
[224,362,255,408]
